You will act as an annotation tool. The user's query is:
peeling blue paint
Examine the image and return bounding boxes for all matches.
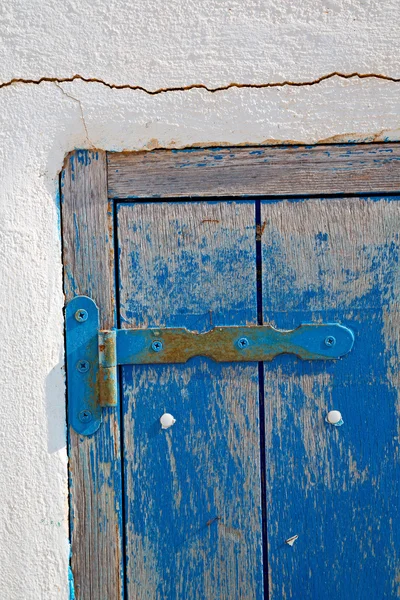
[68,566,75,600]
[261,197,400,598]
[118,201,264,598]
[65,148,400,598]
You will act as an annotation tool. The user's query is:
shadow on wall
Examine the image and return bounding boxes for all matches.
[45,360,67,454]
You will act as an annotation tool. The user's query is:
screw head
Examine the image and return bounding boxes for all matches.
[151,340,164,352]
[324,335,336,347]
[78,409,92,423]
[237,337,249,349]
[75,308,88,322]
[76,359,90,373]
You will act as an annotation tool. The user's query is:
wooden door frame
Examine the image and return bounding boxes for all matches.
[61,143,400,599]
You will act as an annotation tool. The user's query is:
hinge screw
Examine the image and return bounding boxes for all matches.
[78,409,92,423]
[237,337,249,349]
[324,335,336,347]
[151,340,164,352]
[76,359,90,373]
[75,309,88,322]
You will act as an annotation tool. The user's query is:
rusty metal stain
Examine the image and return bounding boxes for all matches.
[114,323,354,365]
[98,329,117,407]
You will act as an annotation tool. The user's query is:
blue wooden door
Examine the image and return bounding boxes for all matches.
[261,197,400,599]
[115,198,399,599]
[117,202,264,599]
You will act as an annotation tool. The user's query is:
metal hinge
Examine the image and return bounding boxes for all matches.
[65,296,355,435]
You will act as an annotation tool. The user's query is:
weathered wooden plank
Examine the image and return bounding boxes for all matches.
[62,151,115,322]
[261,197,400,598]
[107,144,400,199]
[118,201,264,599]
[61,150,123,599]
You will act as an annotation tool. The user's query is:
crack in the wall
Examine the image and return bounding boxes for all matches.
[54,83,94,147]
[0,71,400,95]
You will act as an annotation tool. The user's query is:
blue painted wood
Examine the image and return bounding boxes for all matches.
[63,147,400,600]
[107,144,400,199]
[61,150,124,599]
[118,201,264,599]
[261,197,400,599]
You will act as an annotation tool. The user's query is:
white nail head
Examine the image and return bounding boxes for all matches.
[326,410,344,426]
[285,535,299,546]
[160,413,176,429]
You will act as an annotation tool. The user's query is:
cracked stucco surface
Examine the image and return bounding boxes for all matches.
[0,1,400,599]
[1,71,400,94]
[1,0,400,88]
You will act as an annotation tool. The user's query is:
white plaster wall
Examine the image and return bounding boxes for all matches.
[0,2,399,598]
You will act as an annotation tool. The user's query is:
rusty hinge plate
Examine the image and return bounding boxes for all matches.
[66,296,355,434]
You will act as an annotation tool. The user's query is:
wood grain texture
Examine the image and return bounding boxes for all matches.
[61,150,123,599]
[117,201,264,599]
[261,197,400,599]
[107,144,400,199]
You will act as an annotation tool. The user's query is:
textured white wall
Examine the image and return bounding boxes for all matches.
[0,2,399,598]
